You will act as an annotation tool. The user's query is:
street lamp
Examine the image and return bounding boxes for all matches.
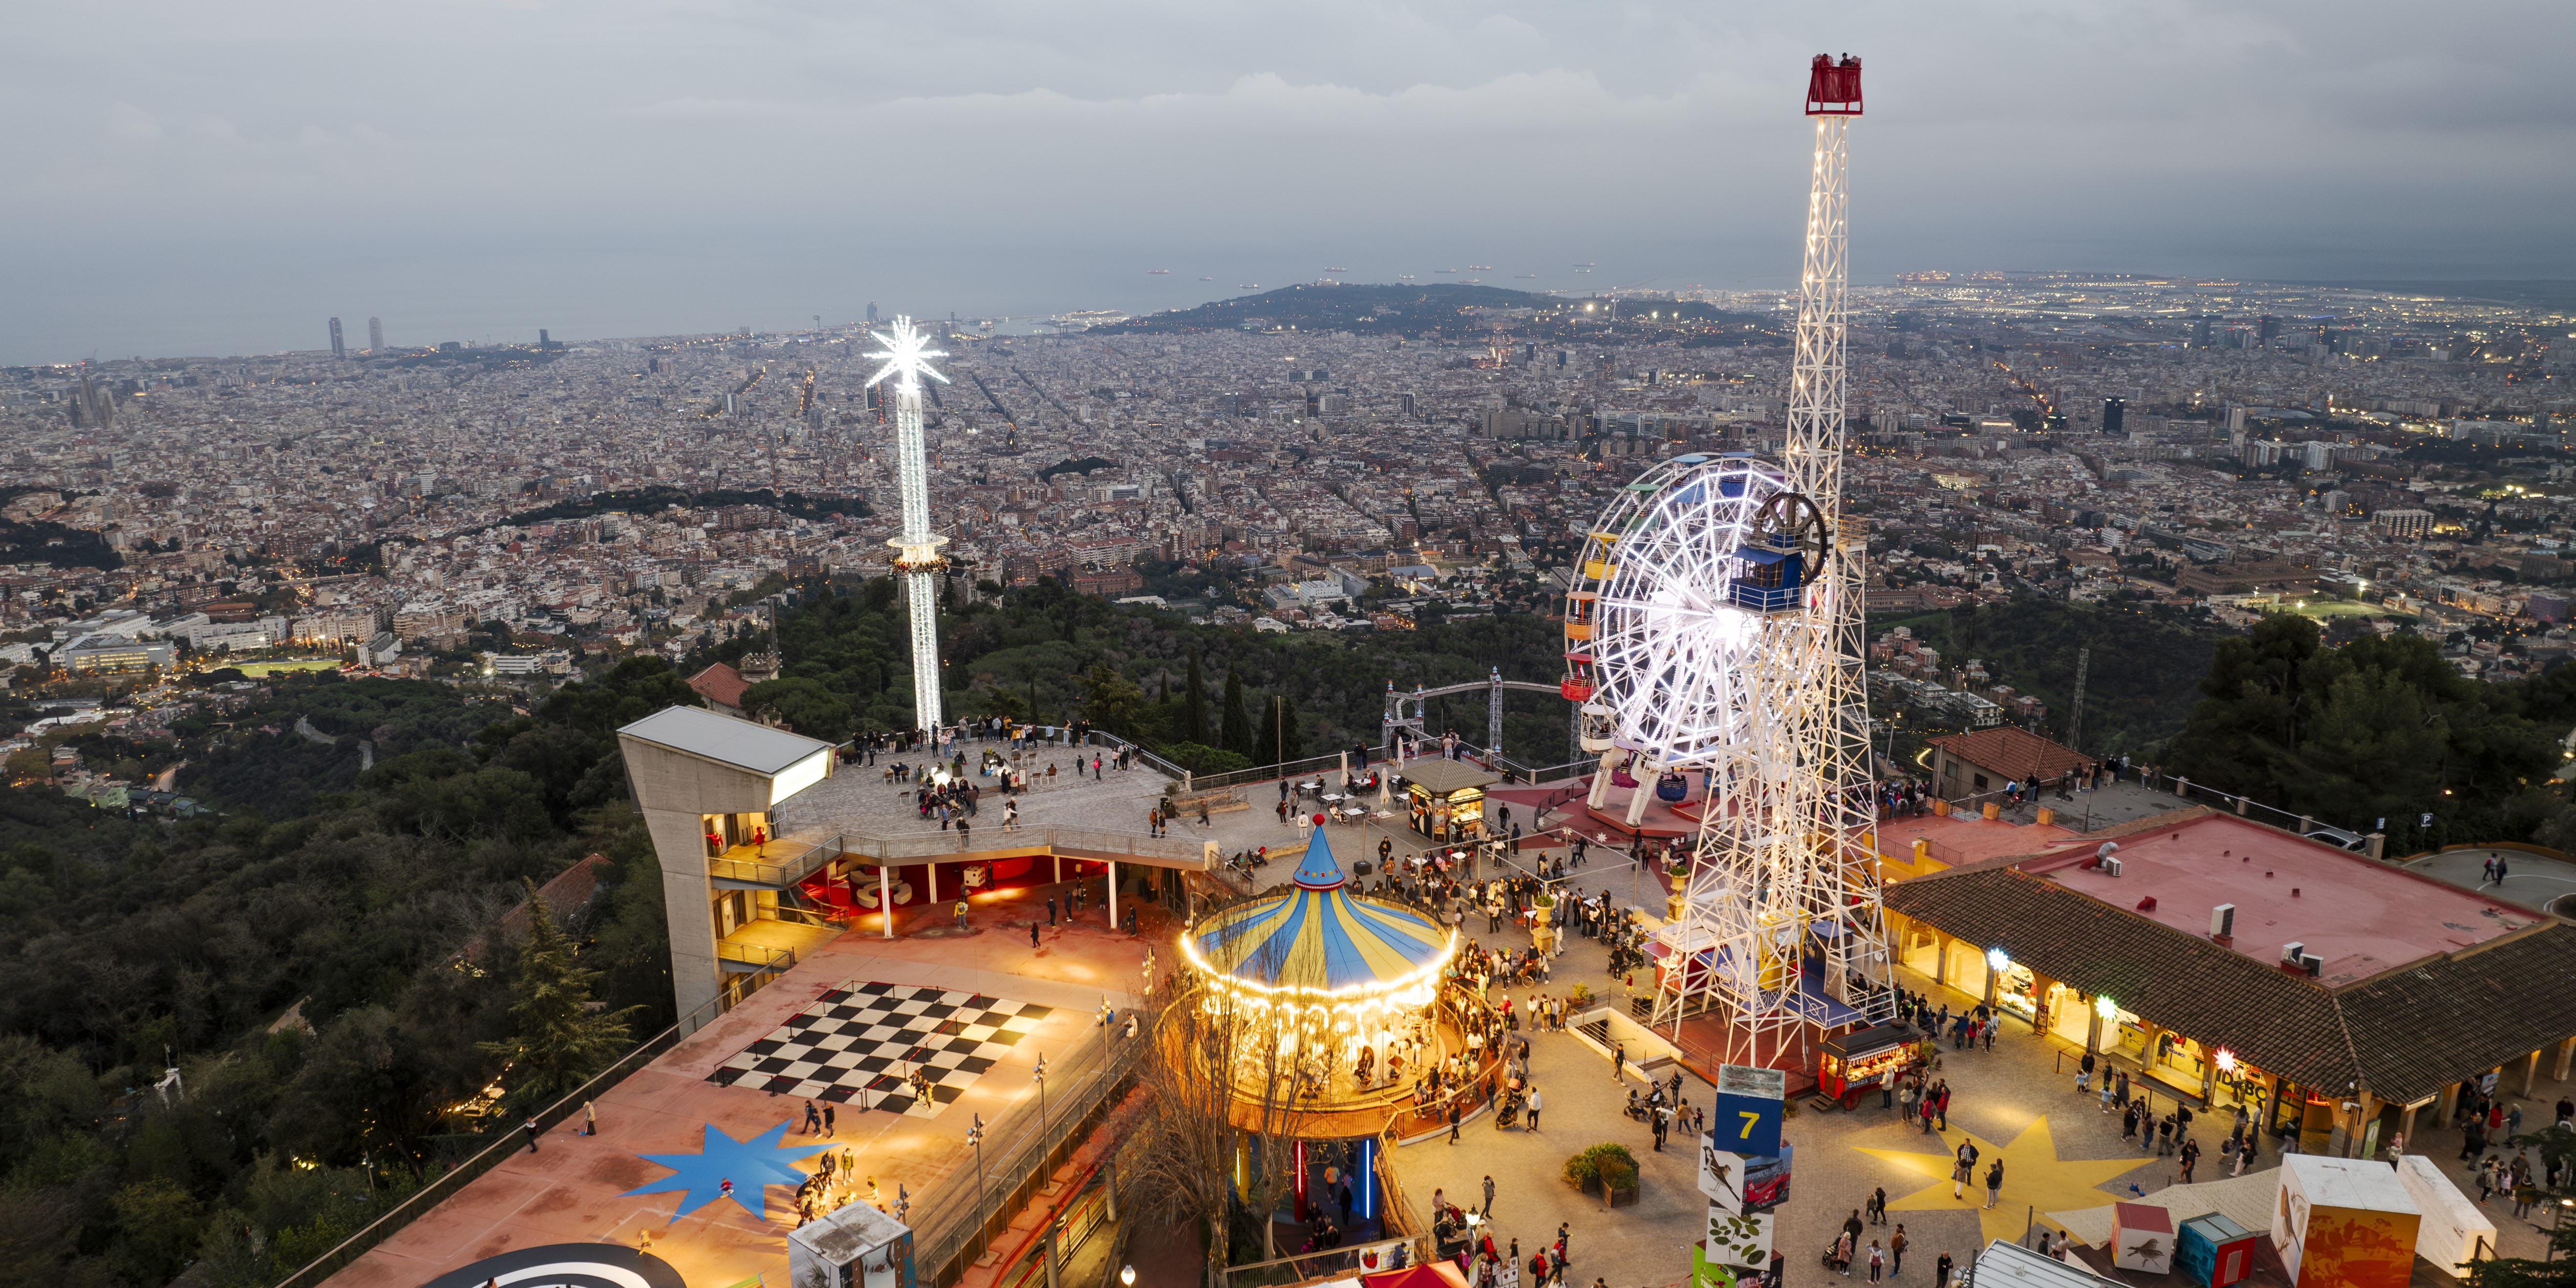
[1121,1268,1137,1287]
[1033,1052,1050,1142]
[966,1113,988,1240]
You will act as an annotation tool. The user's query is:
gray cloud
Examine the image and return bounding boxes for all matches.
[3,0,2569,362]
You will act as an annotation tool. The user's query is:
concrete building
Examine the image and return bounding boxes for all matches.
[616,706,840,1022]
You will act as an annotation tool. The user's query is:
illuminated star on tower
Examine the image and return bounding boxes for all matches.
[863,317,950,394]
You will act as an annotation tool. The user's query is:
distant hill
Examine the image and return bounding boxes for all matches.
[1095,282,1789,346]
[1095,283,1556,337]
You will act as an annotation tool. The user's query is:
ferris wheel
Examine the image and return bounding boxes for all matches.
[1561,453,1791,777]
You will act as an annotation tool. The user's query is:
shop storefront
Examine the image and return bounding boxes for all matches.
[1885,842,2576,1163]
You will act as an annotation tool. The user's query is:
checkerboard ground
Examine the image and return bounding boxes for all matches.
[708,981,1052,1117]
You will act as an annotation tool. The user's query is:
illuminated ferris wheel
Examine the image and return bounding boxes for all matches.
[1561,454,1790,802]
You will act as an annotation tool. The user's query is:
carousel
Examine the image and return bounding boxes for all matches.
[1180,823,1463,1133]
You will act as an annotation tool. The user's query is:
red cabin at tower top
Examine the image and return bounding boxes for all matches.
[1806,54,1863,116]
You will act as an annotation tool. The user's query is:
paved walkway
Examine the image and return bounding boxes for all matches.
[2405,847,2576,916]
[324,901,1168,1288]
[1384,857,2576,1288]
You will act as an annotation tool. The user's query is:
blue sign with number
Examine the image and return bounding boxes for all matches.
[1711,1092,1782,1157]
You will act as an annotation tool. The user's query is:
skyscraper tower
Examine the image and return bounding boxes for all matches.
[1651,52,1889,1067]
[864,316,952,734]
[367,317,383,351]
[2102,396,2126,435]
[328,317,344,359]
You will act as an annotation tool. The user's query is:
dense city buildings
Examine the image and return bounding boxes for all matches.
[0,275,2568,723]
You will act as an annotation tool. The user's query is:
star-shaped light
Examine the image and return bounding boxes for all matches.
[622,1119,827,1220]
[1856,1115,2156,1245]
[863,315,950,394]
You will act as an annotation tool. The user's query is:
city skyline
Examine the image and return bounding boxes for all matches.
[5,1,2574,365]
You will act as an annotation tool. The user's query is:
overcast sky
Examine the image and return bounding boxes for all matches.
[5,0,2570,364]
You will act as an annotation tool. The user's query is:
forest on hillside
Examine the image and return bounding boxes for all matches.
[2162,614,2576,852]
[0,664,692,1288]
[719,576,1582,771]
[1875,597,2222,757]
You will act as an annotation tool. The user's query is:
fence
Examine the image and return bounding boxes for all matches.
[272,989,736,1288]
[1926,771,2371,850]
[911,1022,1154,1288]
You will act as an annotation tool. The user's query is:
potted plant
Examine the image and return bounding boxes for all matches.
[1562,1151,1600,1195]
[1564,1143,1639,1202]
[1600,1156,1641,1208]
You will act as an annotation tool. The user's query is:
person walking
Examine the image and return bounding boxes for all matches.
[823,1102,836,1138]
[1868,1242,1884,1285]
[524,1116,542,1154]
[804,1099,823,1135]
[1030,921,1041,949]
[2078,1051,2096,1095]
[1951,1143,1976,1199]
[1890,1226,1908,1279]
[1482,1175,1497,1215]
[583,1101,597,1136]
[1868,1186,1888,1225]
[1448,1102,1461,1144]
[1984,1159,2004,1209]
[1527,1085,1543,1131]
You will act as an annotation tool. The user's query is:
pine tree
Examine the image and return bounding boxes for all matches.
[1184,649,1209,745]
[1256,695,1304,764]
[1220,668,1254,758]
[480,883,643,1113]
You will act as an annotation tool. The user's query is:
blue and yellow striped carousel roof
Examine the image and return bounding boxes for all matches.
[1188,828,1453,995]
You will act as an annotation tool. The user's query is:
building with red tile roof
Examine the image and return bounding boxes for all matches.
[1928,725,2095,796]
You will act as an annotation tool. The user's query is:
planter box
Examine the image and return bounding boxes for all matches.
[1566,1174,1600,1195]
[1607,1183,1640,1208]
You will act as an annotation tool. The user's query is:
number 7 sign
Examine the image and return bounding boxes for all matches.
[1712,1064,1784,1158]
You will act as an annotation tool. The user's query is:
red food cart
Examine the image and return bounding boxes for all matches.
[1816,1021,1918,1108]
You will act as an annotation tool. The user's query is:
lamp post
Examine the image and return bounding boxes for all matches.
[1121,1267,1136,1287]
[1984,946,2009,1011]
[1034,1052,1050,1142]
[966,1113,988,1245]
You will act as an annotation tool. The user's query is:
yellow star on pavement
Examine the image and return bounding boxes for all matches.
[1855,1116,2151,1245]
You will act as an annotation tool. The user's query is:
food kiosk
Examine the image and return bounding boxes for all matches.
[1400,759,1498,843]
[1815,1021,1917,1107]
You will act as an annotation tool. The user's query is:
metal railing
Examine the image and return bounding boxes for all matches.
[716,939,796,974]
[1184,750,1362,794]
[1491,755,1597,785]
[912,1023,1154,1288]
[271,989,736,1288]
[708,836,842,887]
[771,823,1212,871]
[1927,771,2371,849]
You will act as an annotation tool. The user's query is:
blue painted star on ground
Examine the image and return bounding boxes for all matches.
[623,1120,828,1220]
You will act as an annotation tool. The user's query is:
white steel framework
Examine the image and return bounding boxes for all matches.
[1631,61,1891,1066]
[865,316,952,734]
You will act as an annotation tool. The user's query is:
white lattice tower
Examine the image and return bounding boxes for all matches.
[865,316,951,734]
[1651,56,1891,1064]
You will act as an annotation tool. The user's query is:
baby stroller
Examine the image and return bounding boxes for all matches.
[1493,1085,1524,1129]
[1822,1239,1852,1274]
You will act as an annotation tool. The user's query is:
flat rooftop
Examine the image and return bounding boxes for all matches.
[2018,814,2540,985]
[619,706,835,776]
